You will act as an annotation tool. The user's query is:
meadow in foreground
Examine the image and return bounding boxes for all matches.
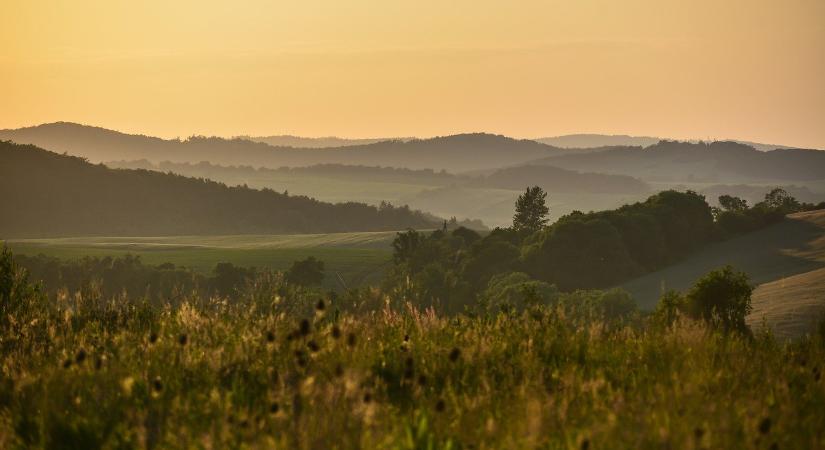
[1,248,824,449]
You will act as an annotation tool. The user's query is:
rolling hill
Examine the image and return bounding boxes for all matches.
[0,122,566,172]
[0,141,439,238]
[620,209,825,338]
[528,140,825,183]
[244,135,412,148]
[535,134,803,151]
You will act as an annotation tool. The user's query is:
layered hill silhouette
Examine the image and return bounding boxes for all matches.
[0,122,564,172]
[107,159,651,195]
[3,123,821,182]
[535,134,802,151]
[244,135,413,148]
[528,140,825,182]
[0,141,440,238]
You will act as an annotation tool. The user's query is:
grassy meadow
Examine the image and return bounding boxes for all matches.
[1,275,824,449]
[4,232,399,290]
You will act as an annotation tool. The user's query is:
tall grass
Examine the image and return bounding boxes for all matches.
[1,272,823,448]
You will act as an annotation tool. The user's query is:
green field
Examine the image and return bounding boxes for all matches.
[5,231,401,290]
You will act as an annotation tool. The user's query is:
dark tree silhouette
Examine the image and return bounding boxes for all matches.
[286,257,325,287]
[513,186,549,233]
[718,195,748,212]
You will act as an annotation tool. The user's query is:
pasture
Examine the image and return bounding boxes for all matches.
[4,231,399,290]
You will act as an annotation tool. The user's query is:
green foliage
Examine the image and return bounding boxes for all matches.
[0,245,42,326]
[652,290,688,327]
[481,272,558,313]
[286,256,325,287]
[512,186,549,233]
[686,265,753,334]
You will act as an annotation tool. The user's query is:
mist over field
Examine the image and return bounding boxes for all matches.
[2,1,825,448]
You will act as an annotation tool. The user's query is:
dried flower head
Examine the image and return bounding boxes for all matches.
[299,319,311,336]
[759,417,772,434]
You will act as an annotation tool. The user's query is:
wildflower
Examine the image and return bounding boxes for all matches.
[448,347,461,362]
[435,399,445,412]
[299,319,311,336]
[178,333,188,346]
[331,325,341,339]
[75,348,87,364]
[759,417,772,434]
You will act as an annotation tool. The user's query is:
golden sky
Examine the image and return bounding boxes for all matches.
[2,0,824,147]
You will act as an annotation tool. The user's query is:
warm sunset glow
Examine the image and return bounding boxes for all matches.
[2,0,823,147]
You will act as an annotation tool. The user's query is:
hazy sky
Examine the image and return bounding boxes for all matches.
[2,0,824,147]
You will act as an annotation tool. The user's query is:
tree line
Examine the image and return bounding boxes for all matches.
[384,185,823,313]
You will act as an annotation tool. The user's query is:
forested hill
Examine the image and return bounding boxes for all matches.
[0,122,564,171]
[529,140,825,182]
[0,141,440,238]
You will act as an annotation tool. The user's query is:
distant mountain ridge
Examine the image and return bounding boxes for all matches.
[0,122,565,172]
[0,141,440,238]
[535,133,805,152]
[243,135,413,148]
[527,140,825,183]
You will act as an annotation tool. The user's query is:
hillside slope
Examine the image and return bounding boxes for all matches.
[0,141,439,237]
[620,209,825,338]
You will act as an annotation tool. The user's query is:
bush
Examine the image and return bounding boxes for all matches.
[687,265,753,334]
[286,256,325,287]
[481,272,558,314]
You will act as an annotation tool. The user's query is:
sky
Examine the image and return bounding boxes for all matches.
[1,0,824,148]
